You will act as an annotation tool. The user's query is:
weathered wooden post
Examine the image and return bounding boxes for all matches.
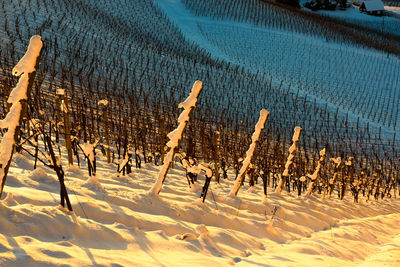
[55,91,62,143]
[212,130,220,183]
[306,147,327,197]
[98,100,111,163]
[275,126,302,195]
[2,78,11,113]
[160,117,165,163]
[0,36,43,198]
[229,109,269,197]
[57,89,73,165]
[148,81,203,195]
[328,157,342,198]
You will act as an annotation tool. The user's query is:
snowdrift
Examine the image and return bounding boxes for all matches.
[1,150,399,266]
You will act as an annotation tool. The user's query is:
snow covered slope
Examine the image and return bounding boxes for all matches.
[1,149,400,266]
[0,3,400,265]
[156,0,400,138]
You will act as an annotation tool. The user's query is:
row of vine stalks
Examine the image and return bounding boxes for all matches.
[0,39,399,212]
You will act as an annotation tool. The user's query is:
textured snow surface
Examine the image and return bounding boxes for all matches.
[0,147,400,266]
[154,0,236,64]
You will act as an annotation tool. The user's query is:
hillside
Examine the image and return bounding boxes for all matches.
[0,0,400,266]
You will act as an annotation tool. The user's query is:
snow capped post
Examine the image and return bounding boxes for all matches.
[306,147,326,197]
[148,81,203,195]
[229,109,269,197]
[275,126,302,195]
[0,36,43,198]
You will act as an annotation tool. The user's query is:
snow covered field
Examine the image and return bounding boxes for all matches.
[1,149,400,266]
[156,0,400,137]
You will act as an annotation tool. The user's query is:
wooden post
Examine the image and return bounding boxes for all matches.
[328,157,342,198]
[149,81,203,195]
[2,78,11,113]
[276,127,302,195]
[98,100,110,163]
[57,89,73,165]
[160,117,165,164]
[230,110,269,197]
[212,130,220,183]
[55,94,61,143]
[306,147,327,197]
[103,106,111,164]
[0,36,43,198]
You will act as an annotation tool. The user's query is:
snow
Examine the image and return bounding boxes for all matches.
[11,36,43,76]
[331,157,342,167]
[97,99,108,106]
[6,74,29,104]
[56,89,65,96]
[154,0,236,64]
[82,142,95,167]
[1,146,400,266]
[0,100,23,129]
[0,104,21,176]
[177,80,203,110]
[361,0,385,12]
